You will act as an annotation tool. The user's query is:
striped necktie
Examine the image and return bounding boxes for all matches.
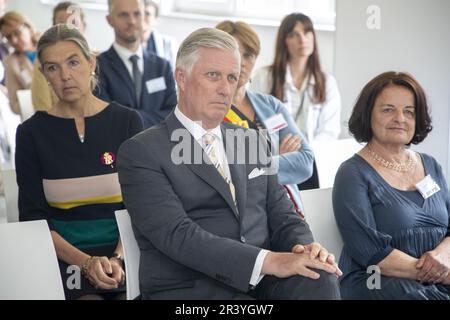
[203,133,237,207]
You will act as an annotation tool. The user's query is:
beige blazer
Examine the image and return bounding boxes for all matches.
[4,53,34,114]
[31,60,57,111]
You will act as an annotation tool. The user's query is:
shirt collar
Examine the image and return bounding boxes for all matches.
[174,106,223,144]
[285,66,314,91]
[113,42,144,63]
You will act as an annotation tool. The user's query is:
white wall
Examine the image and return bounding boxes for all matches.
[156,15,335,73]
[9,0,450,177]
[6,0,335,72]
[335,0,450,178]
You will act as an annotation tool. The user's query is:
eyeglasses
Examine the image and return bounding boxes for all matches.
[2,24,26,42]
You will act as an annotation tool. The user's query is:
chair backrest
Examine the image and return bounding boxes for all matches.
[311,138,363,188]
[115,209,140,300]
[0,220,65,299]
[0,91,21,163]
[300,188,343,261]
[0,164,19,223]
[16,89,34,122]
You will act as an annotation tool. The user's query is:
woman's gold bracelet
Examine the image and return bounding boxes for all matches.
[81,256,95,277]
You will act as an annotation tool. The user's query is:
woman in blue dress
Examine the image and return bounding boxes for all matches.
[333,71,450,299]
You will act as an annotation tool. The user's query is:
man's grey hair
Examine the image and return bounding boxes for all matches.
[176,27,240,76]
[108,0,144,13]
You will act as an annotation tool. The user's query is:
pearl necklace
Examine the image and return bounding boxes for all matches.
[367,146,415,173]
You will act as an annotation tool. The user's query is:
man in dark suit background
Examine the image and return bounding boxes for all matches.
[117,28,341,300]
[95,0,177,128]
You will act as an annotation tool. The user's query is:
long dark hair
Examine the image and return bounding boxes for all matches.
[270,13,326,104]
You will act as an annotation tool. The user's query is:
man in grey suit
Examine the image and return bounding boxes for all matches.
[117,28,341,300]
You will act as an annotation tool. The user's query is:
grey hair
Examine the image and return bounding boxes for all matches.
[108,0,144,14]
[176,27,240,76]
[37,24,98,91]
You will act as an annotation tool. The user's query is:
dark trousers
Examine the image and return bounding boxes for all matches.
[144,269,341,300]
[251,269,341,300]
[298,160,320,191]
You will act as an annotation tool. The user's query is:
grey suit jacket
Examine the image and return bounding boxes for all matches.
[117,111,314,299]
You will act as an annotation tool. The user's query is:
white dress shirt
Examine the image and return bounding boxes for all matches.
[112,42,144,79]
[174,106,269,286]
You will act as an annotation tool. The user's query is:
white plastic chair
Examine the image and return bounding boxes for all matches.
[300,188,343,261]
[0,220,65,299]
[0,195,6,224]
[16,89,34,122]
[0,90,21,163]
[0,163,19,223]
[115,209,140,300]
[311,138,364,188]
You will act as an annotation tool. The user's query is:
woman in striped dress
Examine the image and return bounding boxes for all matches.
[15,24,143,300]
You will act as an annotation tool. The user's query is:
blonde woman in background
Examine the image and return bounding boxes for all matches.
[0,11,39,115]
[0,0,10,89]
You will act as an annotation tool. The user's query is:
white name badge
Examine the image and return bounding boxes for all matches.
[415,174,440,199]
[264,113,288,134]
[146,77,167,94]
[20,69,32,86]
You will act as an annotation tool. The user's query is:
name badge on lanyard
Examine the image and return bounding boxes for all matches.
[20,69,32,86]
[415,174,440,199]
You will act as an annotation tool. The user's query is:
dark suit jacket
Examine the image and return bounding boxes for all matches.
[117,111,314,299]
[95,46,177,128]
